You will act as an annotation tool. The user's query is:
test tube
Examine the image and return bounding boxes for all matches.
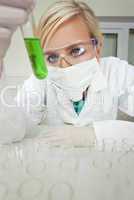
[20,13,48,79]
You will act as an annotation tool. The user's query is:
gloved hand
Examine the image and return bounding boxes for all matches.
[36,125,96,147]
[0,0,35,59]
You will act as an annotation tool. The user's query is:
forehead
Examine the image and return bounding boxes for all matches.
[45,15,90,50]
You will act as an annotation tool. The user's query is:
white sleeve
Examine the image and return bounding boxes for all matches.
[16,74,47,128]
[117,60,134,117]
[93,120,134,141]
[0,62,27,144]
[0,105,27,144]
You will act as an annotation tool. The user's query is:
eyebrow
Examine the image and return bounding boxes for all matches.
[44,40,88,55]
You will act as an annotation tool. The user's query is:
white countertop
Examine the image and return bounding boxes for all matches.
[0,121,134,200]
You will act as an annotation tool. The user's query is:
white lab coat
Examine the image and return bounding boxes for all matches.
[16,57,134,127]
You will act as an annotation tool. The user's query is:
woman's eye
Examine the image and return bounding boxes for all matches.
[46,54,59,64]
[70,47,86,57]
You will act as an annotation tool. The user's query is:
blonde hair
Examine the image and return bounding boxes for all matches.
[35,0,103,49]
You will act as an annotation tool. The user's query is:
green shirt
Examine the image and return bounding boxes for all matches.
[72,88,88,115]
[73,99,85,115]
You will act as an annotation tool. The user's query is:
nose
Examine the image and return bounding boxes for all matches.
[59,57,72,68]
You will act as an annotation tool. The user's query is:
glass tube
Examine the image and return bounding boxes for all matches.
[20,13,48,79]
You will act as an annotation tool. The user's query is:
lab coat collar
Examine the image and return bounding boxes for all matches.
[90,70,108,92]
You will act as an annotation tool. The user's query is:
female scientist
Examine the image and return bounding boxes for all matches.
[0,0,134,145]
[17,0,134,128]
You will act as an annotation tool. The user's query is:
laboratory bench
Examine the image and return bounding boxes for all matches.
[0,123,134,200]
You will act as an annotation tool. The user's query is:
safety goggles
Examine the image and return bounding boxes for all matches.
[44,38,98,67]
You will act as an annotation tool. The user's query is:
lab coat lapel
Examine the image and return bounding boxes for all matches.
[90,70,108,92]
[46,80,78,125]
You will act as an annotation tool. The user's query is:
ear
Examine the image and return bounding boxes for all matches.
[96,35,104,62]
[95,46,101,63]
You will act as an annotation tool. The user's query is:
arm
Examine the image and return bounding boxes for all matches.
[118,60,134,117]
[0,62,27,144]
[35,125,96,147]
[0,0,35,144]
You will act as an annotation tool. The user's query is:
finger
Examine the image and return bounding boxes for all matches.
[0,0,36,10]
[0,38,11,58]
[47,139,73,147]
[43,136,67,142]
[0,6,28,28]
[37,134,55,139]
[41,137,68,145]
[0,27,12,38]
[42,133,63,138]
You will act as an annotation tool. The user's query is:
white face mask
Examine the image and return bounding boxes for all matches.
[48,57,100,101]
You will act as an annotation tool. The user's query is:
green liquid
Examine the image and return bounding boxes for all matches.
[24,38,48,79]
